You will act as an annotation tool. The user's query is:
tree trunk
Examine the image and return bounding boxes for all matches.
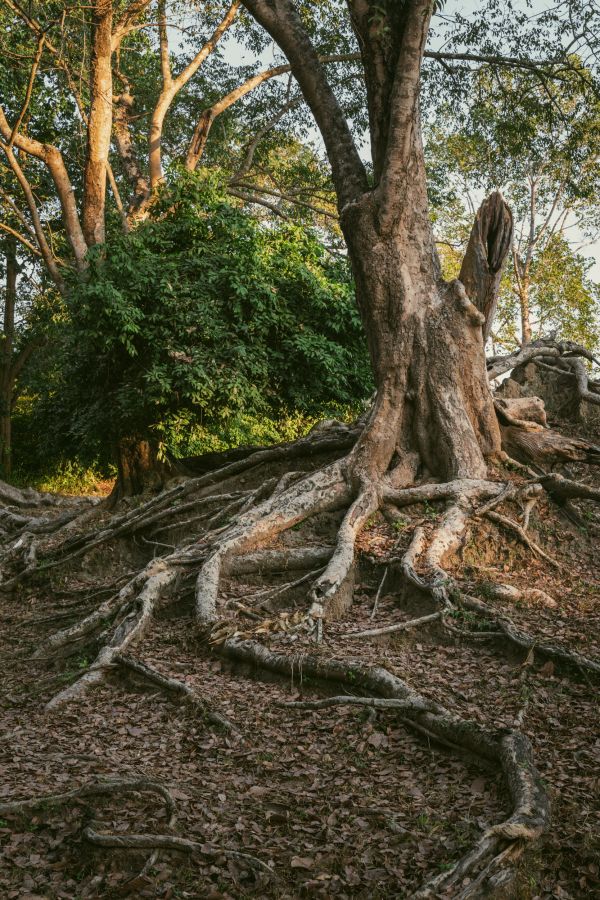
[520,282,532,346]
[111,437,173,503]
[82,0,113,247]
[340,135,502,487]
[0,236,16,476]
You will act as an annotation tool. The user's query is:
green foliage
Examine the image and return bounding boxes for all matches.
[22,171,371,467]
[23,460,113,496]
[426,63,600,351]
[528,235,600,346]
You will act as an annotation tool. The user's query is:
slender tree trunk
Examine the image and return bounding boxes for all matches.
[0,237,17,476]
[520,280,532,346]
[82,0,113,247]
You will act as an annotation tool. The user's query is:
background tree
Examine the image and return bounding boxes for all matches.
[15,173,371,495]
[426,62,600,349]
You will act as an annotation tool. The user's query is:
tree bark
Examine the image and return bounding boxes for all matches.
[0,236,16,475]
[82,0,113,247]
[111,436,174,502]
[341,151,502,486]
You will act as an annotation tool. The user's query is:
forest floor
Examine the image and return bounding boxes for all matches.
[0,428,599,899]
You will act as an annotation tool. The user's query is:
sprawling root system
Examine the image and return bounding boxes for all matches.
[0,411,599,898]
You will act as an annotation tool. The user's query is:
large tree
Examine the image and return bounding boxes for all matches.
[1,6,600,895]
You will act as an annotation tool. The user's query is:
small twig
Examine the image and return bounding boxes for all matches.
[370,566,388,619]
[346,611,442,639]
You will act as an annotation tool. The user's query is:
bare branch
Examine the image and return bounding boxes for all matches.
[241,0,368,210]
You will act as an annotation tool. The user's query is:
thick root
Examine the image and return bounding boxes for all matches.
[196,461,351,624]
[307,484,379,633]
[222,637,550,895]
[45,558,180,709]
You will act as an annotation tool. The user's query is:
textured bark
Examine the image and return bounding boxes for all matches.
[0,236,16,474]
[342,184,501,485]
[112,436,173,501]
[458,191,513,341]
[82,0,113,247]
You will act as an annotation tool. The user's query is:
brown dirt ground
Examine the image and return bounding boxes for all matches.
[0,447,599,899]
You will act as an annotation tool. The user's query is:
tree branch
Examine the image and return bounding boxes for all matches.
[241,0,368,210]
[148,1,240,190]
[0,141,64,288]
[0,221,41,258]
[185,53,356,171]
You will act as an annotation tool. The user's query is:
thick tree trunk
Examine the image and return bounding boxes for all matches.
[340,140,501,487]
[111,437,173,502]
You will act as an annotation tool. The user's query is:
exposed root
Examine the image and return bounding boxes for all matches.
[0,777,176,823]
[540,472,600,503]
[369,565,388,618]
[8,419,599,894]
[0,479,70,509]
[229,546,334,575]
[221,637,550,895]
[346,611,442,639]
[115,653,239,734]
[307,484,379,635]
[82,828,276,878]
[195,461,351,624]
[34,572,147,658]
[45,557,181,709]
[485,510,561,569]
[0,776,273,881]
[384,478,503,509]
[277,695,435,712]
[461,594,600,676]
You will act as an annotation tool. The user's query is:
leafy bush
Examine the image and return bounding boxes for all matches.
[14,171,371,471]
